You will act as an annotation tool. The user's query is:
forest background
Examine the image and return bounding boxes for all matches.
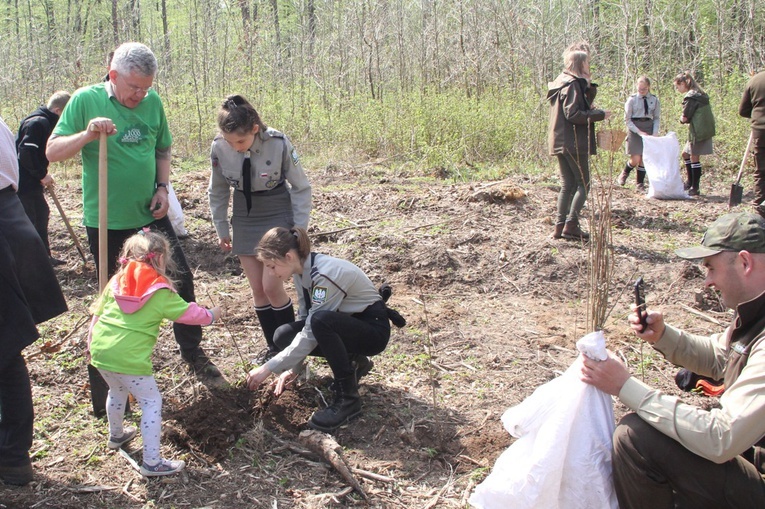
[1,0,764,174]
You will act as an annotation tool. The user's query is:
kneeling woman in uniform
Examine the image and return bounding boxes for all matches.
[245,226,402,431]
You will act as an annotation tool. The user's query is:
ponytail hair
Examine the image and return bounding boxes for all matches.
[217,94,268,135]
[116,229,177,288]
[673,71,704,94]
[256,226,311,263]
[91,229,176,314]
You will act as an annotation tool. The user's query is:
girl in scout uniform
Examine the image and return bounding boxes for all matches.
[208,95,312,364]
[619,76,661,191]
[245,226,404,432]
[673,71,715,196]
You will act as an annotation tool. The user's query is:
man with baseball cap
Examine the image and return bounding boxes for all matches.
[581,212,765,508]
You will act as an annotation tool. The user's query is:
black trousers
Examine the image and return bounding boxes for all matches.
[274,301,390,380]
[613,413,765,509]
[18,189,51,256]
[85,215,202,356]
[0,354,33,468]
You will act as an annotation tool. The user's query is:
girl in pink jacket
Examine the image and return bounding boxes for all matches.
[89,230,221,476]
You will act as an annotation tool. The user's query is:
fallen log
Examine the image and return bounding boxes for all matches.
[298,429,368,501]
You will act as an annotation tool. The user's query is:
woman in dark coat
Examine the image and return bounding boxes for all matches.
[547,49,610,240]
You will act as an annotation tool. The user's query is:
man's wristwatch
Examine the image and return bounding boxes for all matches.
[156,182,169,190]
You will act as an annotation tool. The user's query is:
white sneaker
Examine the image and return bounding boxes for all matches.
[140,458,185,477]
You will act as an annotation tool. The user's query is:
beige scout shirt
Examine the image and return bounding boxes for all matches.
[619,297,765,465]
[208,127,311,238]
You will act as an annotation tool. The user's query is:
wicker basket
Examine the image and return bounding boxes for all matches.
[596,129,627,151]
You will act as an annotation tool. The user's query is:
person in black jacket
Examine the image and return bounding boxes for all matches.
[0,116,67,486]
[15,91,70,264]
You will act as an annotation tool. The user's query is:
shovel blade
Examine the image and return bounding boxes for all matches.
[729,183,744,208]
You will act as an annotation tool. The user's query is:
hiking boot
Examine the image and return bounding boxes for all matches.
[49,257,66,267]
[183,348,221,377]
[552,222,565,239]
[0,463,33,486]
[308,377,362,432]
[561,219,590,241]
[351,355,374,383]
[139,458,185,477]
[688,188,700,197]
[253,347,279,366]
[683,181,691,191]
[636,183,646,193]
[617,168,629,186]
[107,426,137,450]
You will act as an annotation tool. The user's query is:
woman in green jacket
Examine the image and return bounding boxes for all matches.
[674,71,715,196]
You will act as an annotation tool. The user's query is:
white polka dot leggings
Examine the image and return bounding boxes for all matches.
[97,369,163,466]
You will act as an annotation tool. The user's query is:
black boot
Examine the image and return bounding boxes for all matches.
[683,158,692,190]
[308,376,362,432]
[689,162,702,196]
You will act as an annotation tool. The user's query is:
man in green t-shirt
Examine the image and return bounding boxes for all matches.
[46,43,220,402]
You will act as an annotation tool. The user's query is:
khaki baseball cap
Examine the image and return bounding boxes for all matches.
[675,213,765,260]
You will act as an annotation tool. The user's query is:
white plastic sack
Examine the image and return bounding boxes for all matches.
[469,331,618,509]
[642,132,689,200]
[167,183,189,237]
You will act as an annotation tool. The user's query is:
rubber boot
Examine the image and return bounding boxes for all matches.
[689,162,702,196]
[683,158,692,190]
[562,219,590,240]
[552,222,565,239]
[308,376,362,432]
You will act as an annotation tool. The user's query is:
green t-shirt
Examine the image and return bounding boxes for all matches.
[53,83,173,229]
[89,288,190,376]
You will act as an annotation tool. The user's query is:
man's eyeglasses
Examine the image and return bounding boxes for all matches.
[125,84,152,95]
[117,74,152,95]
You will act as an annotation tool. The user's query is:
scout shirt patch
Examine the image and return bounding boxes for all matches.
[291,148,300,165]
[311,286,328,305]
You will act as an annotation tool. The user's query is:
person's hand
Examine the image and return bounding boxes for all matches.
[628,304,665,344]
[40,174,54,187]
[580,351,630,396]
[209,306,222,322]
[150,187,169,219]
[274,370,299,396]
[218,237,232,252]
[246,365,272,390]
[680,115,688,124]
[87,117,117,136]
[603,110,612,120]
